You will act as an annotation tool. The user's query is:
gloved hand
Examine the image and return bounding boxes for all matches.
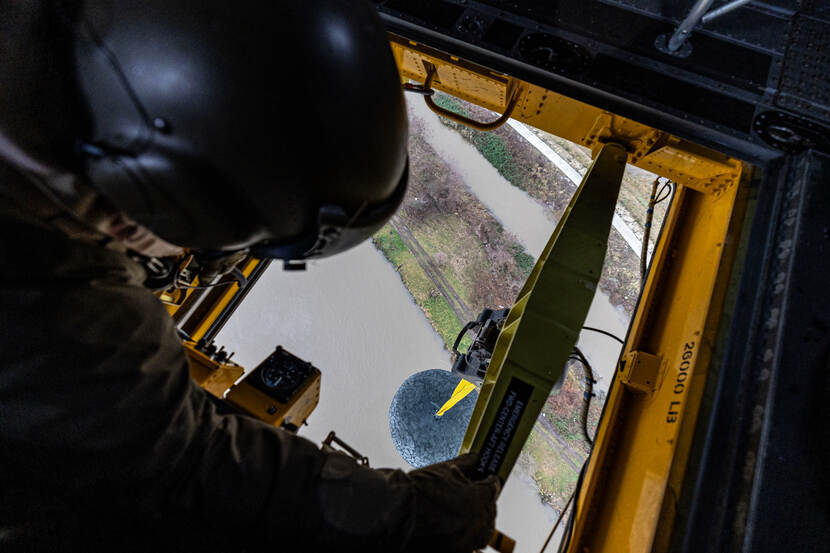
[404,453,501,553]
[311,450,500,552]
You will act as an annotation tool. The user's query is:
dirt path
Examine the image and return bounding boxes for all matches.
[390,216,475,325]
[533,421,585,472]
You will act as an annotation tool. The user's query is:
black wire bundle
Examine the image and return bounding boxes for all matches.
[640,178,673,283]
[538,346,599,552]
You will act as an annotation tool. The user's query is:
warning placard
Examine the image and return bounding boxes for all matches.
[475,377,533,477]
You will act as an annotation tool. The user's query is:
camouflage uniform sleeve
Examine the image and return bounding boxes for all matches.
[0,216,417,551]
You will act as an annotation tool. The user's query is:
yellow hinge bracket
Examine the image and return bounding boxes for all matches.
[582,113,663,164]
[619,350,664,393]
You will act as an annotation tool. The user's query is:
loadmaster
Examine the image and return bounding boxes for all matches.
[0,1,500,551]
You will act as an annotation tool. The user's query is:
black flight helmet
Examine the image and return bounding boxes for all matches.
[74,0,408,260]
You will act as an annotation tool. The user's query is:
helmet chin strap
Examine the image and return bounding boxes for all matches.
[249,159,409,265]
[101,211,183,257]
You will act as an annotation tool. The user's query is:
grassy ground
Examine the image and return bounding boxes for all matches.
[400,119,532,310]
[413,215,480,307]
[543,364,604,455]
[517,429,581,509]
[373,225,461,349]
[512,363,605,506]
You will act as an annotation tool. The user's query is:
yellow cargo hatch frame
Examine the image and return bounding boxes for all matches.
[390,35,749,553]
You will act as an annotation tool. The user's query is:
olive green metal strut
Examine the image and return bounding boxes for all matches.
[460,141,628,483]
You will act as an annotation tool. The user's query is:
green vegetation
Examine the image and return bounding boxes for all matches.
[373,225,464,349]
[511,243,535,279]
[473,132,517,183]
[519,429,580,507]
[423,296,460,343]
[540,364,604,456]
[432,94,519,186]
[373,225,407,263]
[552,416,578,441]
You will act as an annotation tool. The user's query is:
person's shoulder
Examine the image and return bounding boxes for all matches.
[0,205,146,287]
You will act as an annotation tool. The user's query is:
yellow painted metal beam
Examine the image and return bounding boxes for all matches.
[184,342,244,398]
[184,257,262,343]
[566,170,748,553]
